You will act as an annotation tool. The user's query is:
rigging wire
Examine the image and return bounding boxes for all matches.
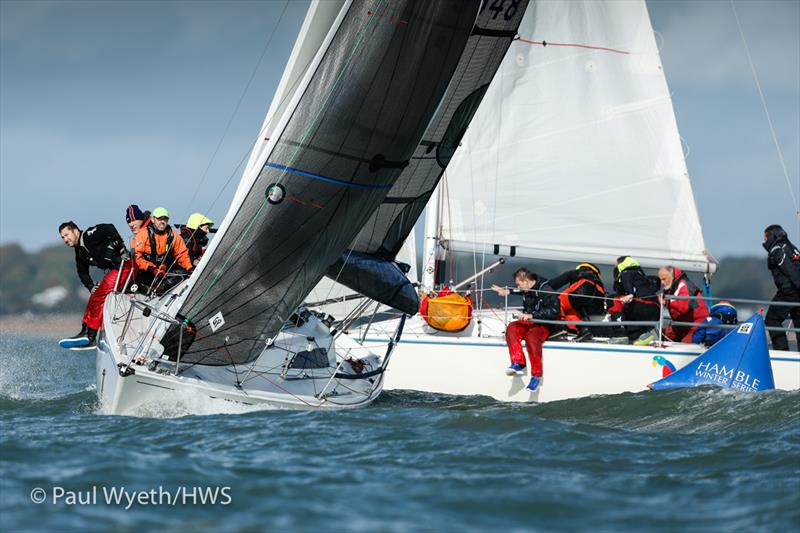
[730,0,800,232]
[183,0,292,216]
[188,0,391,316]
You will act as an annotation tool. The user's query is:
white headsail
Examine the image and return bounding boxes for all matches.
[441,0,715,272]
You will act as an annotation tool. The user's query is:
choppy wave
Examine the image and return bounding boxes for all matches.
[2,333,799,532]
[534,387,800,433]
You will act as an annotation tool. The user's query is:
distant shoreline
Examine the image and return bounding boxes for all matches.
[0,313,81,339]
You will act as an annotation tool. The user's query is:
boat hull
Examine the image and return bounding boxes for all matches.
[97,293,391,416]
[357,315,800,402]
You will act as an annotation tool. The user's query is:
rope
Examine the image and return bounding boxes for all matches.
[514,36,630,55]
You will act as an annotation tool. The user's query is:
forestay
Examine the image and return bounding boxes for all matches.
[441,0,715,272]
[170,0,481,366]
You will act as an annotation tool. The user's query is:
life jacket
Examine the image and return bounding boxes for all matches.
[147,224,175,266]
[560,276,605,330]
[614,258,659,304]
[669,269,704,311]
[180,225,207,263]
[420,286,473,332]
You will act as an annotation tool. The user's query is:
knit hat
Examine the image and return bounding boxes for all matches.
[125,204,145,223]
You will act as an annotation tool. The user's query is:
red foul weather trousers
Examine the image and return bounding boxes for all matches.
[82,260,134,331]
[505,320,549,377]
[665,325,698,344]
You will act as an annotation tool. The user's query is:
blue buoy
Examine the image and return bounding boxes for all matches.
[649,313,775,392]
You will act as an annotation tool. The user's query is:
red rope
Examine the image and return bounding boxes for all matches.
[516,37,630,55]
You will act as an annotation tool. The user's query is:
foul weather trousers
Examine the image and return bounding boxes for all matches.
[505,320,549,377]
[664,325,698,344]
[765,291,800,351]
[82,260,134,331]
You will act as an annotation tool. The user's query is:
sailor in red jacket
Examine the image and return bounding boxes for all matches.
[658,265,709,343]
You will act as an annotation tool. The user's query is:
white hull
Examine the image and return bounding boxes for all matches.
[352,313,800,402]
[97,293,394,416]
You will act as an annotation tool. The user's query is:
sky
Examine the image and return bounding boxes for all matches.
[1,0,798,260]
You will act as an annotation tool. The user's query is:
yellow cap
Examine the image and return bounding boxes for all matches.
[186,213,214,230]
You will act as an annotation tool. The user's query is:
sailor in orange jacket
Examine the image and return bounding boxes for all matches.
[133,207,193,286]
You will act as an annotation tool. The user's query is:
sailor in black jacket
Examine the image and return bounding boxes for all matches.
[491,268,561,392]
[763,225,800,351]
[58,221,131,349]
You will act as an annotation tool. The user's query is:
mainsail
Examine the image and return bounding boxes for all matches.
[171,0,482,365]
[325,0,529,312]
[440,0,715,272]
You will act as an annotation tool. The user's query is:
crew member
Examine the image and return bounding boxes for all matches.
[692,301,737,347]
[133,207,193,291]
[491,268,560,392]
[763,225,800,351]
[180,212,214,266]
[609,256,661,344]
[58,221,133,348]
[125,204,149,235]
[658,265,709,342]
[548,262,605,340]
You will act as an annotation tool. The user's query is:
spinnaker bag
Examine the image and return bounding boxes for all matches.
[420,287,473,332]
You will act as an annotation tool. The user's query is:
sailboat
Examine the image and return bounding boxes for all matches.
[346,0,800,402]
[95,0,530,414]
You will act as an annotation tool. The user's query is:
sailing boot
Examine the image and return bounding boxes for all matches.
[575,329,593,343]
[59,323,90,349]
[71,328,98,351]
[85,327,98,348]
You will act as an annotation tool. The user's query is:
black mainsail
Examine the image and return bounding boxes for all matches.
[170,0,481,365]
[327,1,529,311]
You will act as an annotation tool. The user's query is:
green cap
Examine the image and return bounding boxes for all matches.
[152,207,170,219]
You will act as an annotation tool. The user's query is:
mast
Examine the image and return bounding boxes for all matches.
[421,184,440,292]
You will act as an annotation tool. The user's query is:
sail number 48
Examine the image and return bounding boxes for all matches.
[481,0,521,21]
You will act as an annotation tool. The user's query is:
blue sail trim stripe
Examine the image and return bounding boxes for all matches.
[361,338,799,362]
[265,162,394,190]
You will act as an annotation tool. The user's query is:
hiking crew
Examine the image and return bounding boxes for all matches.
[658,265,709,343]
[763,225,800,351]
[58,221,132,348]
[133,207,193,290]
[125,204,149,235]
[492,268,561,392]
[548,262,605,340]
[179,213,214,266]
[692,301,738,347]
[609,256,661,343]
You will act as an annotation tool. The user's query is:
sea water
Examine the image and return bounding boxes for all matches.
[1,334,798,532]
